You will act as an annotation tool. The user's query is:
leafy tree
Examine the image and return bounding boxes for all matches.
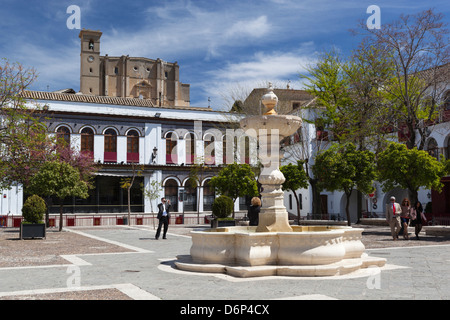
[280,160,309,224]
[300,47,393,151]
[376,142,449,204]
[144,179,163,229]
[188,156,212,223]
[27,161,90,231]
[0,59,55,189]
[313,143,376,225]
[357,9,450,150]
[120,164,143,226]
[209,163,259,218]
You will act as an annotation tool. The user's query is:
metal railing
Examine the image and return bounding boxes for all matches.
[0,213,212,228]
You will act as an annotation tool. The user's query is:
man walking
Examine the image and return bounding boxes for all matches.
[386,196,402,240]
[155,198,171,240]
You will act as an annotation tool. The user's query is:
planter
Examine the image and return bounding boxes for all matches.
[211,219,236,228]
[20,223,46,239]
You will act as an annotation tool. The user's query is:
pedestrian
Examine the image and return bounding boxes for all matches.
[155,197,171,240]
[410,201,427,240]
[400,198,411,240]
[248,197,261,226]
[386,196,402,240]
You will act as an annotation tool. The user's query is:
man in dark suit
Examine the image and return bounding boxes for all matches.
[155,197,171,239]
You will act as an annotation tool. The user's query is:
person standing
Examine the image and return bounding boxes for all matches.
[248,197,261,226]
[155,198,171,240]
[400,198,411,240]
[386,196,402,240]
[410,201,427,240]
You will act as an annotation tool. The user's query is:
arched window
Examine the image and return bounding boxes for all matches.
[104,128,117,163]
[444,91,450,110]
[186,133,195,164]
[81,127,94,158]
[222,137,227,164]
[184,178,198,212]
[166,132,177,164]
[56,126,71,146]
[204,135,215,165]
[127,130,139,163]
[203,179,215,211]
[89,40,94,50]
[164,179,179,212]
[427,138,439,160]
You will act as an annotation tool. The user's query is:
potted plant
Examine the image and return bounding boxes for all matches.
[211,195,235,228]
[20,195,47,239]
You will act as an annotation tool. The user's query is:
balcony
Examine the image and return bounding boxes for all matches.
[104,152,117,163]
[166,154,178,165]
[127,152,139,163]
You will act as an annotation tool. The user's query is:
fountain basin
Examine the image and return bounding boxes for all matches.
[175,226,386,277]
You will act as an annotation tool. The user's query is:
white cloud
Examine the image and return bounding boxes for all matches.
[224,16,271,40]
[195,43,318,110]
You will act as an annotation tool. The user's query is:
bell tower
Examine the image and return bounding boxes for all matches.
[79,29,102,95]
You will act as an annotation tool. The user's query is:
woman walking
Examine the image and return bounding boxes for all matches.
[400,198,411,240]
[411,201,427,240]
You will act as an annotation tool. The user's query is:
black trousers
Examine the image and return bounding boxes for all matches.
[155,216,169,239]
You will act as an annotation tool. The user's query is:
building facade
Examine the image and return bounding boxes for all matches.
[17,90,251,215]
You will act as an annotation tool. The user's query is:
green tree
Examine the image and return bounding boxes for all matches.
[313,143,376,225]
[188,156,212,223]
[144,179,163,228]
[27,161,90,231]
[209,163,259,218]
[376,142,449,204]
[0,59,55,189]
[280,160,309,224]
[120,164,143,226]
[358,9,450,150]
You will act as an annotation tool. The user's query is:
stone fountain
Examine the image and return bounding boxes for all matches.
[175,85,386,277]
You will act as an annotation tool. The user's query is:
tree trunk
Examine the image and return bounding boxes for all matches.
[345,192,351,226]
[293,192,301,225]
[127,186,131,226]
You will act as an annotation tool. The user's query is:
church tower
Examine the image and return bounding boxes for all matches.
[79,29,102,95]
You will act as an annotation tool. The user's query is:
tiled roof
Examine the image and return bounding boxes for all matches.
[21,90,213,112]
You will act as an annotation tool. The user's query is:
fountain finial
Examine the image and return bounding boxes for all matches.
[261,83,278,115]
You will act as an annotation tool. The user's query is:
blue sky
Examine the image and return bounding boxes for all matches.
[1,0,449,110]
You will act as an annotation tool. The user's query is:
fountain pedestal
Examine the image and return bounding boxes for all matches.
[240,84,302,232]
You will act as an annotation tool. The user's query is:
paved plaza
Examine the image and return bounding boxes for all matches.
[1,224,450,306]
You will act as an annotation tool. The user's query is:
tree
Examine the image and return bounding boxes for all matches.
[300,47,393,151]
[313,143,376,226]
[188,156,212,223]
[144,179,163,229]
[356,9,450,150]
[376,142,448,204]
[27,161,90,231]
[0,59,54,189]
[280,160,309,224]
[209,163,259,218]
[120,164,143,226]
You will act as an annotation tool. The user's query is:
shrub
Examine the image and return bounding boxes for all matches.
[212,195,234,219]
[22,195,46,224]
